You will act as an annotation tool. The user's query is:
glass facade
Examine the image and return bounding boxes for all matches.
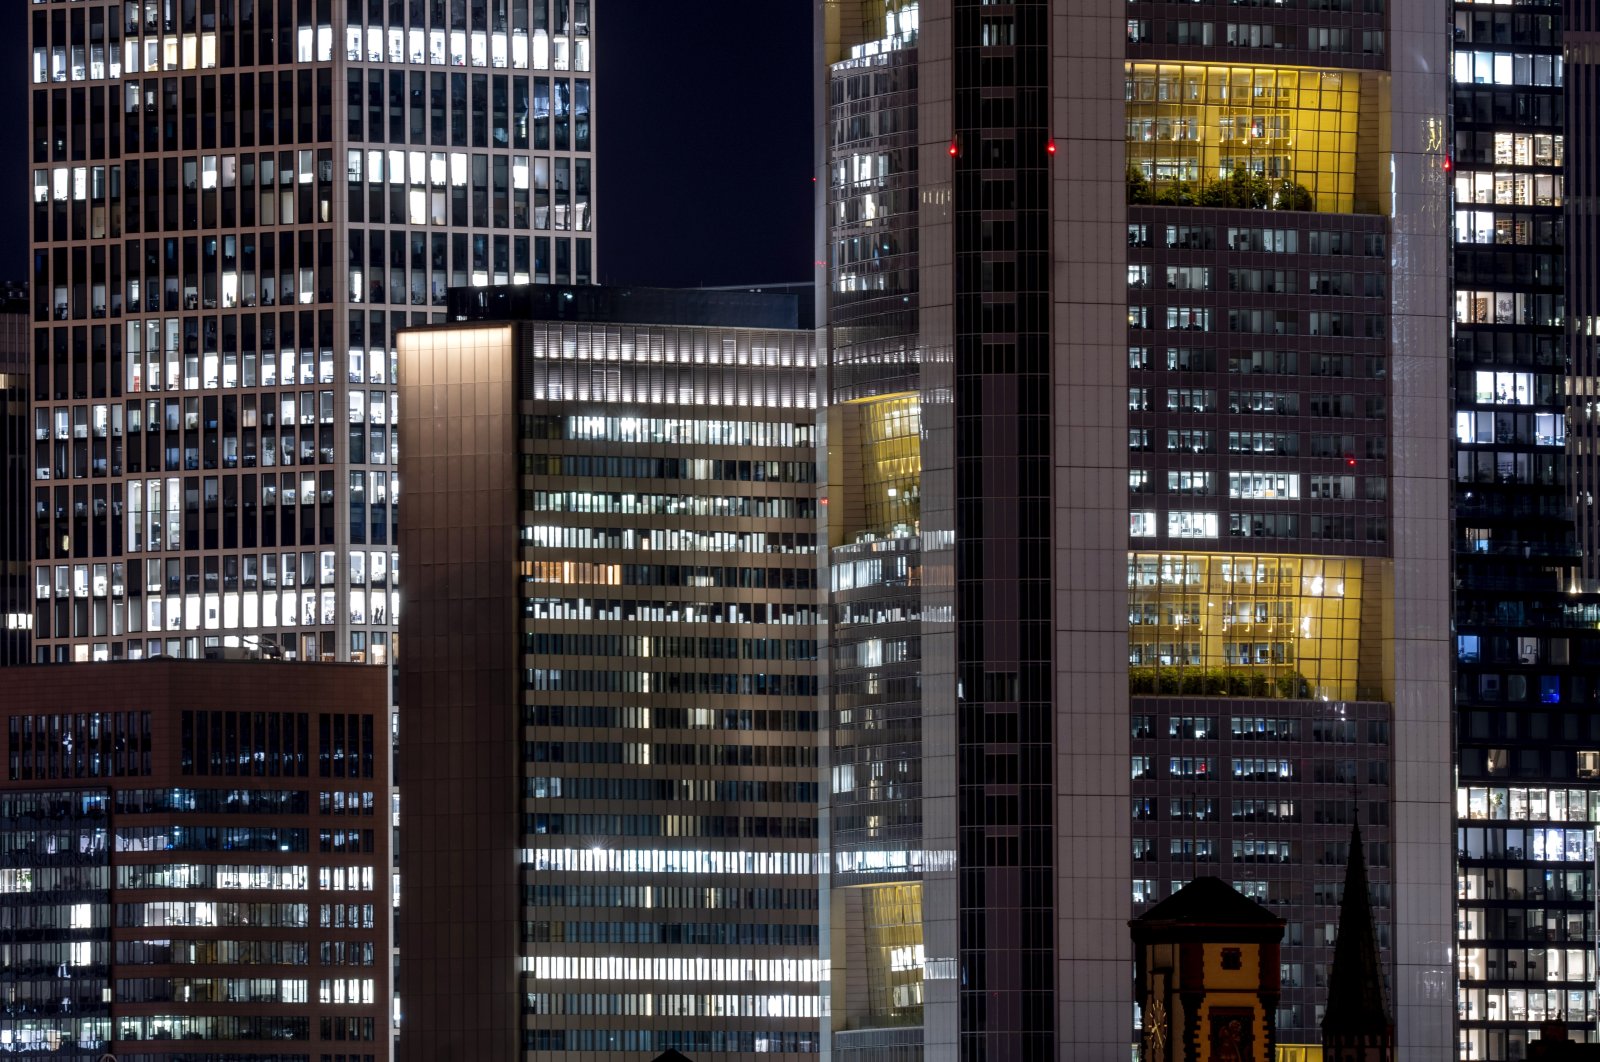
[1125,62,1367,213]
[1127,552,1372,702]
[1126,2,1452,1055]
[823,10,937,1057]
[825,0,1465,1055]
[1450,2,1600,1059]
[1117,3,1465,1047]
[826,0,1452,1057]
[1123,155,1401,1040]
[396,298,821,1062]
[948,3,1060,1055]
[519,323,820,1058]
[859,883,924,1027]
[0,663,390,1062]
[28,0,594,664]
[852,394,921,542]
[0,790,112,1060]
[823,7,937,1055]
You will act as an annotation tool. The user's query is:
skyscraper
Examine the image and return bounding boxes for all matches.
[396,287,821,1062]
[27,0,593,663]
[818,2,1454,1058]
[1452,3,1600,1058]
[0,659,390,1062]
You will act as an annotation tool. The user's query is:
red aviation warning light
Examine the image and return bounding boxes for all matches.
[948,138,959,158]
[1046,139,1057,156]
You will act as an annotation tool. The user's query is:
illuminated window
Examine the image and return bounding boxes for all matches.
[521,561,621,586]
[849,394,921,543]
[1168,511,1218,539]
[1229,472,1299,500]
[1472,370,1534,406]
[861,883,924,1022]
[1127,553,1371,700]
[1168,471,1214,495]
[1125,62,1365,212]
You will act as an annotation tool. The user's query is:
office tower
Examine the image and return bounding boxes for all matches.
[2,291,31,665]
[1452,4,1600,1059]
[0,659,390,1062]
[1119,15,1458,1042]
[396,286,820,1062]
[818,1,1453,1058]
[27,0,593,663]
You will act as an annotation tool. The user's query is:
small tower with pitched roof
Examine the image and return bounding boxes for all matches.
[1131,876,1285,1062]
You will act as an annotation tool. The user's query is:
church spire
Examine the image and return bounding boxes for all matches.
[1321,821,1394,1060]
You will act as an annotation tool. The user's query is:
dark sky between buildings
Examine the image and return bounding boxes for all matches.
[0,0,816,289]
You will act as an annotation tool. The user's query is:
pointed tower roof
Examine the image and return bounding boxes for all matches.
[1322,822,1393,1042]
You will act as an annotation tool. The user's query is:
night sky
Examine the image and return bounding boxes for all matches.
[0,0,816,288]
